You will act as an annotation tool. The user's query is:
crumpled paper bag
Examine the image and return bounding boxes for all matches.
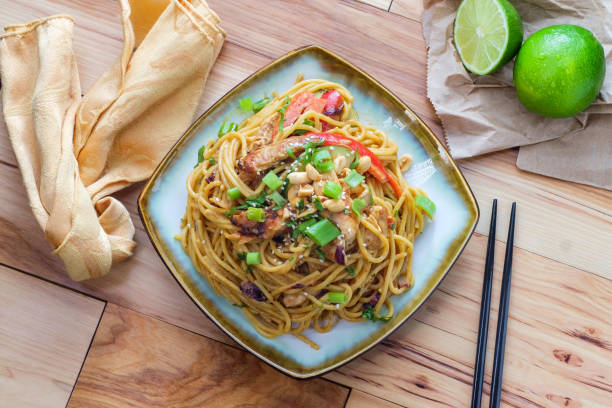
[0,0,225,280]
[423,0,612,190]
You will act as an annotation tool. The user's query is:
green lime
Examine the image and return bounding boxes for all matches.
[453,0,523,75]
[513,25,606,118]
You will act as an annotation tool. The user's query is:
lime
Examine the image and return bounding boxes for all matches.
[513,25,606,118]
[453,0,523,75]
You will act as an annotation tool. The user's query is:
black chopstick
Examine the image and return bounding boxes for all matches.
[489,202,517,408]
[470,199,497,408]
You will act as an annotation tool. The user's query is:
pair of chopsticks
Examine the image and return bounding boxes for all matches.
[471,200,517,408]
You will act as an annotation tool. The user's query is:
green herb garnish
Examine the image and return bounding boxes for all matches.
[245,192,268,208]
[313,148,334,173]
[344,169,365,188]
[313,197,324,211]
[362,306,391,322]
[239,97,253,112]
[327,292,347,304]
[296,199,305,211]
[286,146,295,159]
[323,181,342,200]
[270,191,287,209]
[346,266,356,276]
[227,187,242,200]
[218,121,238,137]
[253,97,270,113]
[313,248,327,261]
[415,194,436,219]
[277,97,291,133]
[352,198,367,216]
[246,252,261,265]
[195,145,205,167]
[246,207,266,222]
[262,171,283,190]
[350,150,360,169]
[304,219,341,246]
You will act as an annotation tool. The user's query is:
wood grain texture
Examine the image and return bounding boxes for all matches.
[326,233,612,407]
[0,266,104,408]
[0,1,611,407]
[346,390,404,408]
[390,0,424,21]
[354,0,393,11]
[68,303,349,408]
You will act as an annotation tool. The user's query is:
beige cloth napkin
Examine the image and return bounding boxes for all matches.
[0,0,225,281]
[423,0,612,190]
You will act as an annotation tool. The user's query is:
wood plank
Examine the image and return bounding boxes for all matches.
[354,0,393,11]
[389,0,424,21]
[0,265,104,408]
[325,233,612,407]
[68,303,349,408]
[459,150,612,279]
[346,390,405,408]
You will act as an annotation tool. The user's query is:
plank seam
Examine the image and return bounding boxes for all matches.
[343,388,352,408]
[65,301,108,408]
[0,261,108,303]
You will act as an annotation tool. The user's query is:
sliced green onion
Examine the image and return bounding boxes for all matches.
[297,218,317,233]
[218,121,238,137]
[246,207,266,222]
[327,292,347,304]
[346,266,356,276]
[313,197,324,211]
[350,150,360,169]
[227,187,242,200]
[197,145,205,165]
[286,146,295,159]
[246,252,261,265]
[239,97,253,112]
[270,191,287,209]
[323,181,342,200]
[344,169,365,188]
[352,198,367,216]
[303,119,315,127]
[262,171,282,190]
[415,194,436,219]
[253,97,270,113]
[305,219,341,246]
[313,148,334,173]
[393,209,399,217]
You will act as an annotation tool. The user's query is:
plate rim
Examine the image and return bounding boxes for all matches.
[138,44,480,378]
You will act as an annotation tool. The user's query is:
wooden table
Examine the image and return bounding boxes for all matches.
[1,1,611,407]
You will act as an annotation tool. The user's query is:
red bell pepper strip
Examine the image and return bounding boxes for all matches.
[283,91,314,128]
[305,132,403,198]
[321,90,344,118]
[308,97,326,113]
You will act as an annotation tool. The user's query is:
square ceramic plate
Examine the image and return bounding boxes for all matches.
[138,45,479,378]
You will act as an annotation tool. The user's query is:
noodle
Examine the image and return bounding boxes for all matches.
[178,78,429,349]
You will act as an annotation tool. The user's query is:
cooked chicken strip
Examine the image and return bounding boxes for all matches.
[238,134,324,183]
[231,208,288,239]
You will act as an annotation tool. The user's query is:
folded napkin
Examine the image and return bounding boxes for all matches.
[0,0,225,280]
[423,0,612,190]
